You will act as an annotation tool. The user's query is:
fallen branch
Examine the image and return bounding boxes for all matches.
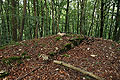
[16,66,41,80]
[54,60,104,80]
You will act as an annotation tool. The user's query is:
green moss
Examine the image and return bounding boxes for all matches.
[24,56,31,59]
[55,36,62,41]
[0,71,9,78]
[0,46,6,50]
[64,43,71,50]
[112,43,115,47]
[6,56,21,61]
[21,51,28,56]
[17,60,23,65]
[48,52,56,56]
[40,43,46,47]
[2,55,30,65]
[9,41,21,46]
[34,42,38,47]
[117,48,120,50]
[62,54,70,57]
[15,42,21,46]
[69,37,84,46]
[2,56,21,64]
[22,43,29,46]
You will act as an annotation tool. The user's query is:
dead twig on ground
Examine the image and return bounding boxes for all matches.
[54,60,104,80]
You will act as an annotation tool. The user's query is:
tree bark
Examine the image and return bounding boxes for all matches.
[33,0,38,38]
[11,0,17,41]
[77,0,80,34]
[40,0,44,37]
[108,3,115,39]
[65,0,69,33]
[113,0,120,41]
[51,0,55,34]
[88,0,97,36]
[100,0,104,37]
[80,0,85,34]
[19,0,27,41]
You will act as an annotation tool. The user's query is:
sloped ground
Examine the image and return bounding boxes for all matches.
[0,34,120,80]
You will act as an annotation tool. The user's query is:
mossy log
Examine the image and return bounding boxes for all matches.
[54,60,104,80]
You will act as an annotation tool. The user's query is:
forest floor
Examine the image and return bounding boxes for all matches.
[0,34,120,80]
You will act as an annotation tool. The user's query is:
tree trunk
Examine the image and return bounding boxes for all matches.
[45,0,49,35]
[77,0,80,34]
[33,0,38,38]
[100,0,104,37]
[65,0,69,33]
[108,3,115,39]
[36,0,40,37]
[19,0,27,41]
[80,0,85,34]
[113,0,120,41]
[11,0,17,41]
[88,0,97,36]
[6,0,10,38]
[51,0,55,34]
[40,0,44,37]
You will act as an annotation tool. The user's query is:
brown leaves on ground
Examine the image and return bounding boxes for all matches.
[0,34,120,80]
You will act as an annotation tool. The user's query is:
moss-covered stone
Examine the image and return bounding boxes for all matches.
[64,43,71,50]
[55,36,62,41]
[48,52,56,56]
[69,37,84,46]
[62,54,71,57]
[2,56,21,64]
[0,46,6,50]
[0,70,9,78]
[21,51,28,56]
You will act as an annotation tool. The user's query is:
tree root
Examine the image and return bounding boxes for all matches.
[54,60,104,80]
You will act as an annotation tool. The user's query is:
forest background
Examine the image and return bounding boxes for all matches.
[0,0,120,46]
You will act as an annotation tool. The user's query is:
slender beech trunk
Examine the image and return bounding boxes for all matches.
[100,0,104,37]
[80,0,85,34]
[88,0,97,36]
[19,0,27,41]
[33,0,38,38]
[51,0,55,34]
[77,0,80,34]
[108,3,115,39]
[36,0,40,37]
[6,0,10,37]
[45,0,49,35]
[57,0,61,33]
[65,0,69,33]
[113,0,120,41]
[11,0,17,41]
[40,0,44,37]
